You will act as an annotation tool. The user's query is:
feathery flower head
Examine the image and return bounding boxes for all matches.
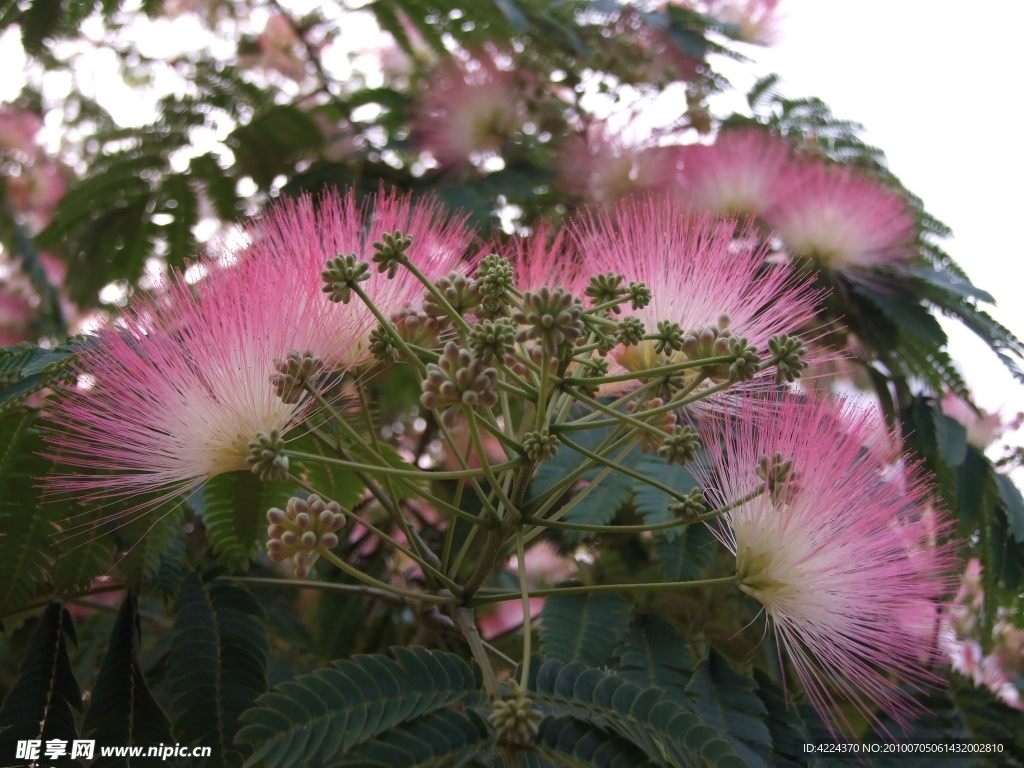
[678,129,791,217]
[941,391,1023,450]
[242,187,475,368]
[46,254,341,523]
[765,161,918,272]
[497,221,587,296]
[696,392,955,734]
[557,123,682,207]
[413,52,525,170]
[694,0,781,45]
[572,199,818,385]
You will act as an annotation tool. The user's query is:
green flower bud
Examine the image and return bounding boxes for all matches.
[371,229,414,278]
[321,253,370,304]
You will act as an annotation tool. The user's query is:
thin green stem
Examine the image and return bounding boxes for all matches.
[433,414,503,525]
[285,449,523,480]
[291,476,463,595]
[521,487,764,533]
[567,355,734,387]
[399,257,474,337]
[516,528,532,687]
[556,433,687,501]
[465,409,520,521]
[318,549,461,604]
[231,576,426,605]
[351,283,427,375]
[560,387,671,440]
[467,575,741,607]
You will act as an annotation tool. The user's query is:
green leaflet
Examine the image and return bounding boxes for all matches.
[0,603,83,766]
[685,650,772,768]
[539,592,631,669]
[657,523,716,583]
[0,410,54,615]
[235,646,485,768]
[82,593,174,767]
[751,671,807,768]
[168,574,269,767]
[533,715,660,768]
[613,614,693,708]
[333,708,494,767]
[523,655,745,768]
[195,471,291,572]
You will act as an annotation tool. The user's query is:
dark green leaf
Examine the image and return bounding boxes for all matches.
[994,474,1024,543]
[236,646,484,768]
[168,574,269,767]
[0,603,82,767]
[540,592,631,669]
[82,593,174,767]
[613,613,692,707]
[685,649,771,768]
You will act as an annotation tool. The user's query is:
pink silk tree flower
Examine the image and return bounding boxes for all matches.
[412,53,526,171]
[497,221,588,296]
[241,187,476,368]
[556,123,683,208]
[678,129,791,217]
[692,0,782,45]
[45,253,345,526]
[572,198,819,384]
[764,161,919,272]
[695,392,955,735]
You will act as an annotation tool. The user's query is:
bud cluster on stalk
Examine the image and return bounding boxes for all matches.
[266,495,346,577]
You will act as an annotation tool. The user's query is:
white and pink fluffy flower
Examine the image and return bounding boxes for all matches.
[557,123,682,208]
[764,161,918,272]
[46,252,347,522]
[497,221,588,296]
[241,188,476,368]
[941,391,1023,450]
[678,129,791,217]
[696,393,955,734]
[572,198,819,379]
[412,53,525,170]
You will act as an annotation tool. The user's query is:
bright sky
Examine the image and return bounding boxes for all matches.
[2,0,1022,457]
[713,0,1024,459]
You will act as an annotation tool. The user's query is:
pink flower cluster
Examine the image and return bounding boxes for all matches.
[940,559,1023,709]
[941,391,1023,450]
[47,187,959,736]
[46,188,473,523]
[0,106,67,233]
[696,392,955,734]
[412,52,527,171]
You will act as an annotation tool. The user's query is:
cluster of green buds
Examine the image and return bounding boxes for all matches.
[270,349,325,404]
[247,429,289,482]
[513,287,586,360]
[266,495,345,577]
[757,451,797,503]
[420,342,500,424]
[680,313,761,382]
[489,680,545,746]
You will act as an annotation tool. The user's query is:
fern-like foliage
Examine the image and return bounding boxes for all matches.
[0,409,55,615]
[539,593,631,668]
[195,471,291,572]
[685,650,772,768]
[168,574,270,767]
[532,715,661,768]
[613,613,693,708]
[82,592,174,767]
[0,603,82,767]
[332,708,494,767]
[0,341,83,416]
[236,645,485,768]
[524,655,745,768]
[751,671,808,768]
